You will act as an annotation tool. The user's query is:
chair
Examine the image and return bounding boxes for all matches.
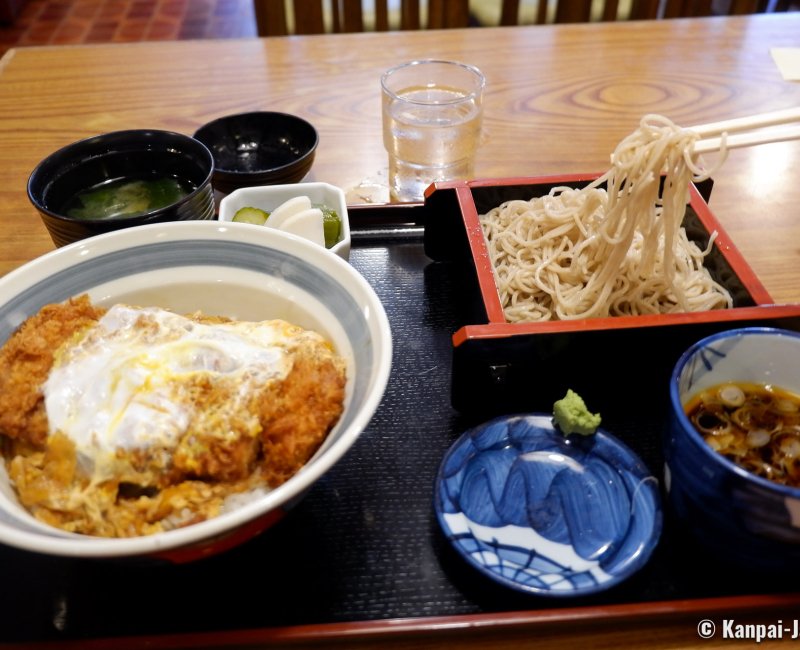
[658,0,763,16]
[254,0,471,36]
[257,0,784,35]
[493,0,773,23]
[490,0,628,23]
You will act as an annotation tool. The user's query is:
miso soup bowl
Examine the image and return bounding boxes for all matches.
[666,327,800,571]
[27,129,215,248]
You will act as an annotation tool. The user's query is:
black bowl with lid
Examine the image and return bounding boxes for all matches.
[28,129,215,247]
[193,111,318,195]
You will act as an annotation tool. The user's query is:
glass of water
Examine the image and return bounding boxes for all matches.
[381,59,485,203]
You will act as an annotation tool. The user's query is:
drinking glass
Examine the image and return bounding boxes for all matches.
[381,59,485,202]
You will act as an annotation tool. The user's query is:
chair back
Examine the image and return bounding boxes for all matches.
[658,0,762,17]
[255,0,470,36]
[498,0,770,23]
[498,0,607,22]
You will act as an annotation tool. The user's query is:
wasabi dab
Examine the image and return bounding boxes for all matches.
[553,389,601,436]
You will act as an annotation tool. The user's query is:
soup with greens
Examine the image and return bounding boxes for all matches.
[63,176,194,220]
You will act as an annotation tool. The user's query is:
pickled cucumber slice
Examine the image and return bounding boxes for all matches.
[232,207,268,225]
[318,205,342,249]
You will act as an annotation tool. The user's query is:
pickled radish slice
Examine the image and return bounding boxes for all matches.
[279,208,325,247]
[266,196,312,229]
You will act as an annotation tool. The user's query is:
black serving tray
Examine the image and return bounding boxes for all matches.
[0,204,798,646]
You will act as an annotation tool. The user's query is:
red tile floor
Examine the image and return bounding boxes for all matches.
[0,0,258,58]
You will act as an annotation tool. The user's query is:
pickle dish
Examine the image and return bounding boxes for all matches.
[218,182,351,260]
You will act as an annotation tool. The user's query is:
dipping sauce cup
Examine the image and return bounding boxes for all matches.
[666,327,800,573]
[381,59,485,203]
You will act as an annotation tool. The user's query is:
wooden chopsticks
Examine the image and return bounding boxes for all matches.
[690,107,800,154]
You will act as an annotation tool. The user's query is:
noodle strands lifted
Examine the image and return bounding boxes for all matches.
[480,115,733,322]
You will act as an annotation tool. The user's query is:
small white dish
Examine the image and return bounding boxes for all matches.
[218,182,351,260]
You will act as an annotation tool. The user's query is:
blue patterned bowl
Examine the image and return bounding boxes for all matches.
[435,414,662,596]
[667,327,800,572]
[0,221,392,561]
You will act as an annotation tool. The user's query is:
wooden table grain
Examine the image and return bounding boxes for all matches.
[1,13,800,650]
[1,14,799,304]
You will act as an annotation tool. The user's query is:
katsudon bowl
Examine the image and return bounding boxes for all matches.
[0,221,392,562]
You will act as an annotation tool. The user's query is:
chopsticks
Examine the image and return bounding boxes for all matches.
[690,107,800,154]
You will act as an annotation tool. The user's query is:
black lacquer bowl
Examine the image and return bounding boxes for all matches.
[27,129,215,247]
[193,111,318,194]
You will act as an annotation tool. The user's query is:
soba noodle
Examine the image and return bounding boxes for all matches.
[480,114,733,322]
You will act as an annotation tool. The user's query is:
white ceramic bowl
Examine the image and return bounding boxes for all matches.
[218,182,351,260]
[0,221,391,560]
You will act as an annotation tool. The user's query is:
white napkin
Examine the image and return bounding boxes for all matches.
[770,48,800,82]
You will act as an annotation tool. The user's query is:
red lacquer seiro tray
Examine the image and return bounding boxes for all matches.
[422,175,800,415]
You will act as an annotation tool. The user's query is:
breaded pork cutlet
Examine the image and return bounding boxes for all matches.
[258,344,348,486]
[0,295,101,449]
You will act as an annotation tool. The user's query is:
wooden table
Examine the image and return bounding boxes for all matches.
[1,13,800,650]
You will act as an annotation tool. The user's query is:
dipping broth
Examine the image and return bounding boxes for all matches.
[686,382,800,487]
[63,175,195,220]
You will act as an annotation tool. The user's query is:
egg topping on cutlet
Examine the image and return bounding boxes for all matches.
[44,305,302,483]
